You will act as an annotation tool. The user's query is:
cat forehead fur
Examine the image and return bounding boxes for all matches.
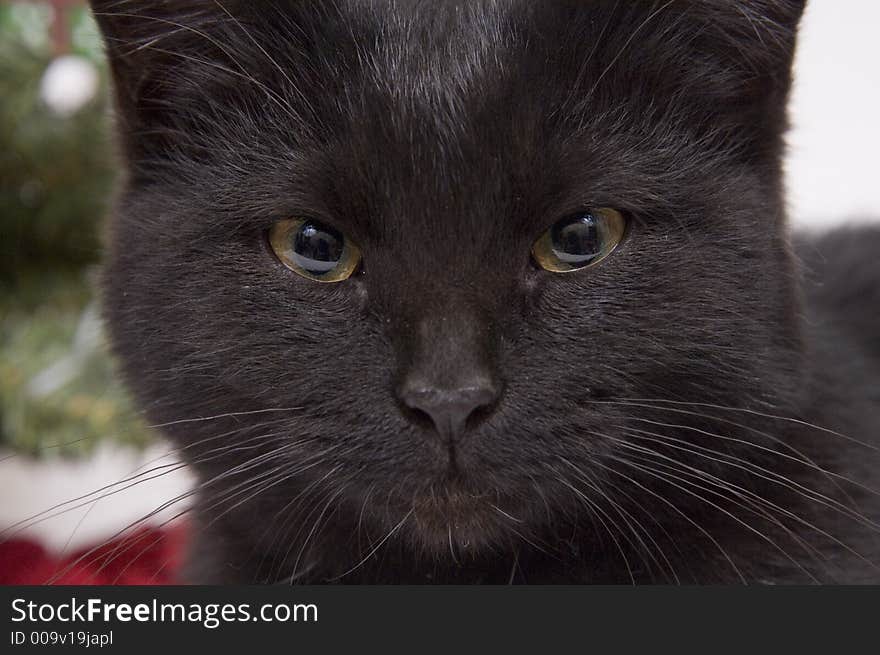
[96,0,803,270]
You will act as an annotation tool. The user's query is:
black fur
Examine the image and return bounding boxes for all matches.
[91,0,880,583]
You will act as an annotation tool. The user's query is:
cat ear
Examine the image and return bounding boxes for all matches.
[710,0,807,66]
[739,0,807,29]
[88,1,238,161]
[685,0,807,142]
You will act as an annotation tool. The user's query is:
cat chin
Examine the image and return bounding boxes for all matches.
[393,489,527,558]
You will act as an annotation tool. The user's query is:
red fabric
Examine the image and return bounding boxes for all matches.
[0,526,187,585]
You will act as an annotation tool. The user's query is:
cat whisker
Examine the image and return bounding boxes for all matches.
[630,410,876,506]
[489,504,523,524]
[547,464,637,585]
[586,397,879,520]
[618,425,880,532]
[598,474,688,583]
[584,456,747,583]
[447,524,460,566]
[329,508,414,582]
[288,479,349,582]
[595,397,880,453]
[1,461,189,540]
[146,406,305,429]
[612,428,880,574]
[605,452,821,583]
[45,489,197,585]
[57,461,289,583]
[40,435,337,582]
[263,464,353,581]
[258,445,367,582]
[94,446,343,584]
[507,548,521,585]
[355,483,377,556]
[609,439,829,565]
[559,456,680,584]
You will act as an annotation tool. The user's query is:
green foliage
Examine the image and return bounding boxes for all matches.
[0,271,154,457]
[0,5,115,289]
[0,4,154,457]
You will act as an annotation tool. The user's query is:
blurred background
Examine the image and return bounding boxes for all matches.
[0,0,878,556]
[0,0,147,460]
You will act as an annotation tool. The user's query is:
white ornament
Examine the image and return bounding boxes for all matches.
[39,55,99,117]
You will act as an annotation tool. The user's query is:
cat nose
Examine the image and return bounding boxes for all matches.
[399,382,499,441]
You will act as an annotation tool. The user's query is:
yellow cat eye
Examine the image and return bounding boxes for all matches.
[268,218,362,283]
[531,208,626,273]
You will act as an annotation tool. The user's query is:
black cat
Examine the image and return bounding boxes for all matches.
[91,0,880,583]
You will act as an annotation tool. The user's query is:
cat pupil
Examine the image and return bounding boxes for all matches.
[551,214,602,265]
[292,221,345,275]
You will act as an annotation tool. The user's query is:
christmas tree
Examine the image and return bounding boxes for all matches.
[0,1,152,456]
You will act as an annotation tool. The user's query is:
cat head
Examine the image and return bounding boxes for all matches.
[94,0,807,568]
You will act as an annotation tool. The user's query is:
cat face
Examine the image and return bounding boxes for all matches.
[95,1,806,567]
